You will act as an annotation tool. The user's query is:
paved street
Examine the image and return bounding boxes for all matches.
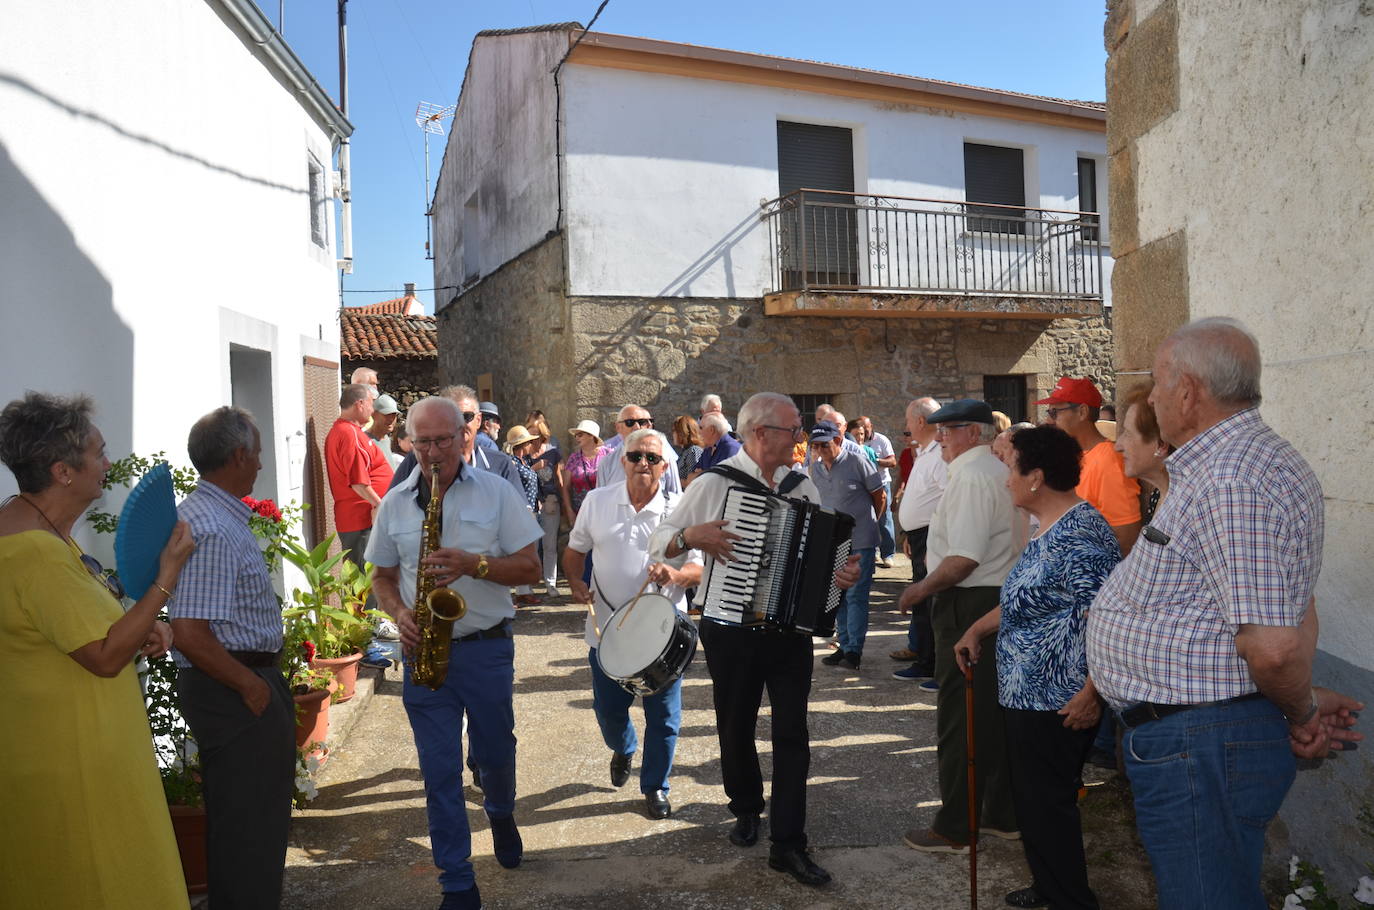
[284,563,1156,909]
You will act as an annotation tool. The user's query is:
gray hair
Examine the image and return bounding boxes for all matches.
[340,383,371,410]
[187,406,258,474]
[907,397,940,419]
[700,412,731,435]
[439,384,479,409]
[738,392,797,435]
[1165,317,1262,407]
[1010,421,1035,433]
[350,367,378,385]
[699,393,722,413]
[0,391,96,493]
[976,422,999,444]
[407,396,463,436]
[617,403,649,421]
[622,428,665,453]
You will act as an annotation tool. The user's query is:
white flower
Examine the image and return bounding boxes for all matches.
[1296,885,1317,901]
[1290,855,1301,882]
[1353,875,1374,905]
[1284,894,1306,910]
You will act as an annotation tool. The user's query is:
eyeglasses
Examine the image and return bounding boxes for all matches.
[620,417,653,428]
[935,423,973,435]
[413,434,458,450]
[762,424,806,441]
[460,411,480,424]
[80,553,126,600]
[901,431,912,436]
[1045,405,1081,419]
[625,451,663,465]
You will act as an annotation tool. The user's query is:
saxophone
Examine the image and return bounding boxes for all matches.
[411,461,467,690]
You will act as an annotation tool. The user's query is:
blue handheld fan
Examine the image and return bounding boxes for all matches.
[114,463,178,600]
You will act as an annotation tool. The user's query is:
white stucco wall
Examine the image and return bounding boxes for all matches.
[0,0,342,558]
[1131,0,1373,881]
[560,63,1111,302]
[431,30,565,302]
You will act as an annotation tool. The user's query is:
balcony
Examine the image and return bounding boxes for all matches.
[760,189,1105,319]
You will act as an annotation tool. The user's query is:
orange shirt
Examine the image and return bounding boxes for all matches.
[1077,440,1141,527]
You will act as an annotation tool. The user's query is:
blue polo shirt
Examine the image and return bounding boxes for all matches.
[695,433,742,473]
[808,446,882,549]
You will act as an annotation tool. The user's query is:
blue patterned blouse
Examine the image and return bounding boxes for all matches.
[996,501,1122,711]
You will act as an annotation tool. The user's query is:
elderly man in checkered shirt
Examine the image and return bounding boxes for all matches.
[1087,318,1362,908]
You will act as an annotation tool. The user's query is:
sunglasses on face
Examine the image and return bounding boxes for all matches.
[81,553,126,600]
[1046,405,1081,419]
[460,411,480,424]
[620,417,653,428]
[625,451,663,465]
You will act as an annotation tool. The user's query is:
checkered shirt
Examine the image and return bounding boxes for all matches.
[169,480,283,667]
[1086,409,1324,709]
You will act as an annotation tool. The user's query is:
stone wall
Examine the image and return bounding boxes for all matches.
[573,293,1113,439]
[342,356,440,411]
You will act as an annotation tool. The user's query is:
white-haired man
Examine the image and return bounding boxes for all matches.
[649,392,861,887]
[564,429,703,821]
[687,412,741,484]
[699,393,723,419]
[891,397,947,683]
[597,404,681,493]
[367,395,543,910]
[1087,317,1361,905]
[899,399,1020,854]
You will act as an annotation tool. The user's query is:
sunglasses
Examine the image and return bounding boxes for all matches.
[461,411,479,424]
[620,417,653,427]
[1045,405,1081,418]
[625,451,663,465]
[80,553,126,600]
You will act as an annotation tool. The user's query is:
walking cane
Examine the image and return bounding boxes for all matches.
[965,661,978,909]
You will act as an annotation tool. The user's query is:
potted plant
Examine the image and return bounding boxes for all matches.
[282,535,379,702]
[282,617,336,759]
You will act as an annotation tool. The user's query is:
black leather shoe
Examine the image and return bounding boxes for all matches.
[1005,886,1048,908]
[644,789,671,819]
[728,813,760,847]
[609,751,632,788]
[820,650,845,666]
[488,813,522,869]
[838,652,861,670]
[438,884,481,910]
[768,847,832,886]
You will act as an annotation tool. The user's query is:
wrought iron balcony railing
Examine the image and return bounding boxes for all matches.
[761,189,1104,300]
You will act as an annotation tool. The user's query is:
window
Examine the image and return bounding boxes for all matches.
[983,375,1027,424]
[462,191,481,284]
[791,394,837,421]
[963,143,1026,234]
[1077,157,1100,242]
[307,157,327,248]
[777,121,857,287]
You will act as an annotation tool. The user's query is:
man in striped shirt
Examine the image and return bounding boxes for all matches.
[1087,318,1362,907]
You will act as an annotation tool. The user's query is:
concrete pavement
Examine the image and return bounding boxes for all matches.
[284,561,1157,909]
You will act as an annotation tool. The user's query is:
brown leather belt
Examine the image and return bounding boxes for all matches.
[229,650,283,668]
[1118,691,1266,728]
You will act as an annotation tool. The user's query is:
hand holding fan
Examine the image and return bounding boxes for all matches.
[114,463,178,600]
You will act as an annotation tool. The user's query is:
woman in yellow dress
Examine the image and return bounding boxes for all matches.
[0,391,195,909]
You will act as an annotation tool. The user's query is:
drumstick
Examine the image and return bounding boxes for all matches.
[586,600,602,640]
[615,575,656,630]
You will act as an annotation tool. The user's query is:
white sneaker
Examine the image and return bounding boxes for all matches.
[376,619,401,640]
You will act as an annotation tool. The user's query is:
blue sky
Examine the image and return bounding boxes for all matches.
[270,1,1107,313]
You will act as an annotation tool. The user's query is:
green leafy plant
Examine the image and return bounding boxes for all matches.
[90,451,198,534]
[281,535,379,659]
[140,643,201,807]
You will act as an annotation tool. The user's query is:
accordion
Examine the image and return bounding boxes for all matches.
[701,484,855,636]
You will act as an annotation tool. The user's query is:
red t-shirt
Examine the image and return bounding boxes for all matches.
[324,418,393,532]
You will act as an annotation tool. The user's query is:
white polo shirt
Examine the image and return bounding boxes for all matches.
[366,461,542,636]
[898,438,948,532]
[925,445,1020,588]
[568,482,702,648]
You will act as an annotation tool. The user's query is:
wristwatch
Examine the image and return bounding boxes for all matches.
[674,529,689,553]
[474,554,490,579]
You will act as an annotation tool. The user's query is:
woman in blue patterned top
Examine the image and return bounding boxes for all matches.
[954,425,1121,910]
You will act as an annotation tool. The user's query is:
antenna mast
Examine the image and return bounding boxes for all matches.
[415,101,455,261]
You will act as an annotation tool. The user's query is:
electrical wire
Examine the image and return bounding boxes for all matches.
[340,286,458,293]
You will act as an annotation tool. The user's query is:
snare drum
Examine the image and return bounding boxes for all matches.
[596,593,698,697]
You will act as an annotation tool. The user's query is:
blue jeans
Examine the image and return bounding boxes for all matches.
[1121,696,1295,909]
[402,636,518,893]
[589,648,682,793]
[878,482,896,559]
[834,547,876,656]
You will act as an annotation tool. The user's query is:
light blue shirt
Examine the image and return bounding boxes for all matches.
[170,480,283,666]
[367,461,542,636]
[808,446,882,549]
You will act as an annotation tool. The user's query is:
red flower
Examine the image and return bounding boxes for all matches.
[242,496,259,510]
[254,499,281,521]
[301,640,316,661]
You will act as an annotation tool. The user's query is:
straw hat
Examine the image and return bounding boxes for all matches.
[568,419,602,443]
[505,424,541,448]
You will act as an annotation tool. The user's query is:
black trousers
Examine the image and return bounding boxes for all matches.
[905,526,935,671]
[178,665,296,910]
[699,620,813,850]
[1003,708,1100,910]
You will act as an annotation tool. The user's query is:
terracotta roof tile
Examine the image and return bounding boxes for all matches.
[340,310,437,360]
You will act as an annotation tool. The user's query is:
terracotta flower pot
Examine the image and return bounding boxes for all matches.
[169,804,208,894]
[292,687,330,758]
[311,652,364,702]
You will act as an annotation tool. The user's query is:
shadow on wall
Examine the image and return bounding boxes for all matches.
[0,139,134,513]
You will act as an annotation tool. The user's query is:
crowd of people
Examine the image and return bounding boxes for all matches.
[0,316,1363,910]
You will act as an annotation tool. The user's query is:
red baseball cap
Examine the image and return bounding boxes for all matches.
[1036,377,1103,408]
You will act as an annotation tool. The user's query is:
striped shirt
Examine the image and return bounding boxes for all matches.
[169,480,283,667]
[1087,408,1324,709]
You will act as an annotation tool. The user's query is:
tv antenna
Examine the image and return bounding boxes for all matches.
[415,101,455,261]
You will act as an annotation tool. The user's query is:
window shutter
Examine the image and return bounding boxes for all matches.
[777,122,857,286]
[963,143,1025,233]
[777,122,855,195]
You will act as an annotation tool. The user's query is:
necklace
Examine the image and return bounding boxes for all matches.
[5,494,71,542]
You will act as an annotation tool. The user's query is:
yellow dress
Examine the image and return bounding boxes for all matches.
[0,531,190,910]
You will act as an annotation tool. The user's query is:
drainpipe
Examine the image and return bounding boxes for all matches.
[336,0,354,274]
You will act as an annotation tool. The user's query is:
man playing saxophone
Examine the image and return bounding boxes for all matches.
[367,395,542,910]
